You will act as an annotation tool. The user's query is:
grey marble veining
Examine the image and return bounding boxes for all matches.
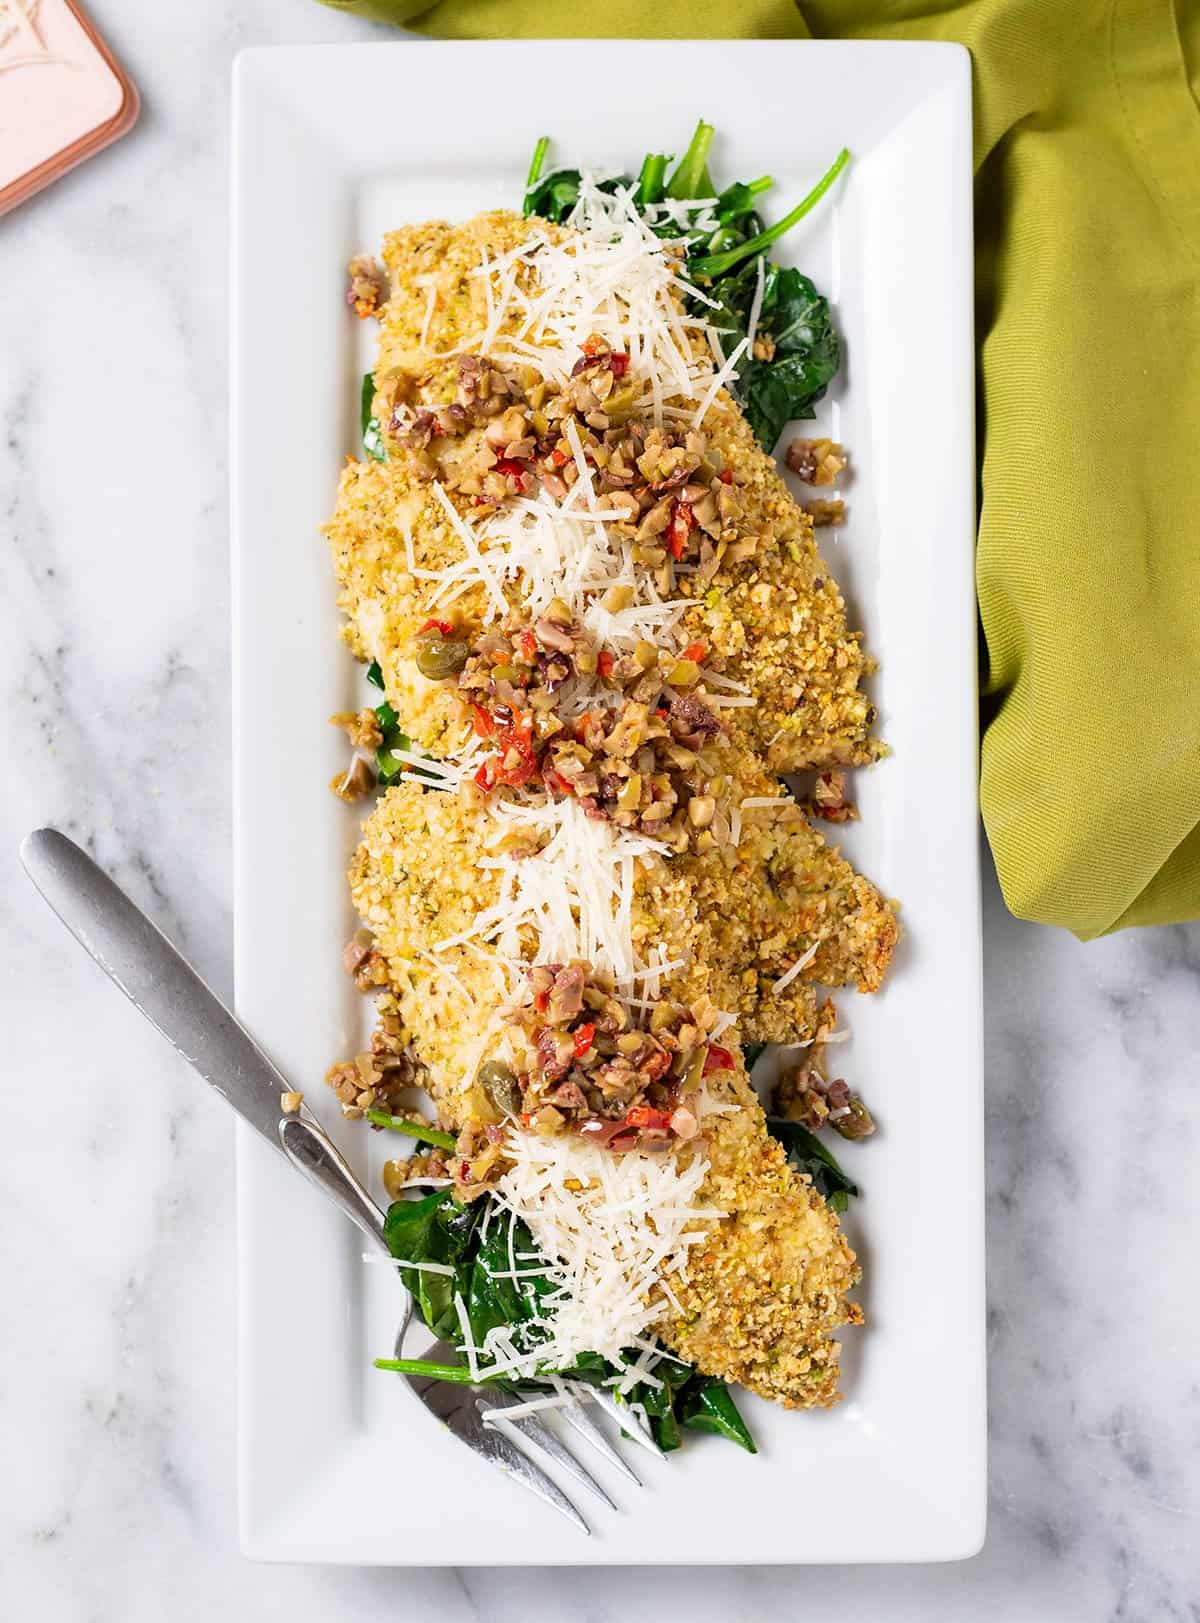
[2,6,1198,1618]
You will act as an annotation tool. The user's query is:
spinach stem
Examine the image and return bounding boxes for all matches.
[690,148,850,279]
[666,119,715,200]
[366,1109,457,1150]
[524,135,549,194]
[635,153,668,207]
[375,1357,477,1383]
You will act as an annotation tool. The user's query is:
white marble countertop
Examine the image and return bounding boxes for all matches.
[2,5,1198,1617]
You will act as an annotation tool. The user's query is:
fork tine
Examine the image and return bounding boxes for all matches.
[412,1376,591,1534]
[479,1396,618,1512]
[559,1395,642,1486]
[392,1310,589,1533]
[585,1386,666,1459]
[463,1413,592,1534]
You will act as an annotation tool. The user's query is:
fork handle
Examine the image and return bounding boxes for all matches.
[278,1115,390,1249]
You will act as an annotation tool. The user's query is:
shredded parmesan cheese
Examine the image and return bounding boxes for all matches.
[474,1129,725,1382]
[771,939,821,995]
[438,795,668,992]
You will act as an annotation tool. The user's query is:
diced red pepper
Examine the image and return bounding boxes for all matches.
[473,761,493,790]
[460,1160,472,1181]
[517,629,538,663]
[419,618,454,636]
[496,711,534,762]
[533,990,550,1014]
[597,650,615,678]
[572,1023,596,1058]
[623,1105,673,1132]
[704,1043,735,1074]
[544,769,575,798]
[582,334,605,357]
[494,458,531,491]
[498,759,537,789]
[550,447,570,468]
[718,468,734,484]
[609,352,630,378]
[667,501,695,560]
[682,642,707,664]
[642,1049,672,1082]
[471,704,494,740]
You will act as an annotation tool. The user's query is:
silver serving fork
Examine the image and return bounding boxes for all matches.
[389,1296,650,1534]
[19,827,657,1533]
[281,1116,657,1533]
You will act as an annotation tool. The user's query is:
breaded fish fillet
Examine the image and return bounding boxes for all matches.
[662,1061,861,1408]
[330,211,881,774]
[348,774,895,1133]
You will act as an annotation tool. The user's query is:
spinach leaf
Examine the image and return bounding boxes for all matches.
[370,695,441,789]
[360,372,386,462]
[370,695,414,787]
[384,1189,482,1340]
[766,1117,859,1213]
[742,350,834,453]
[686,177,774,264]
[465,1212,559,1354]
[636,1373,682,1451]
[601,1350,692,1451]
[366,660,385,690]
[523,167,584,223]
[582,1349,755,1456]
[714,177,772,229]
[521,133,632,224]
[678,1376,758,1453]
[709,264,841,452]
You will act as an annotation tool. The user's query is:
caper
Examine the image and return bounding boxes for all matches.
[476,1058,521,1117]
[416,635,469,681]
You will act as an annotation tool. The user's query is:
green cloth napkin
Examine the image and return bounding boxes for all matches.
[320,0,1200,939]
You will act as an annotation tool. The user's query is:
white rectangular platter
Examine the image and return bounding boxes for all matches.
[231,38,982,1565]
